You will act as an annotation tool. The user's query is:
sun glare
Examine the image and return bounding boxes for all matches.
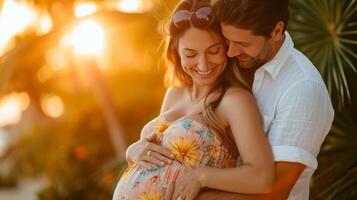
[74,2,99,18]
[0,0,37,55]
[70,20,105,55]
[41,95,64,118]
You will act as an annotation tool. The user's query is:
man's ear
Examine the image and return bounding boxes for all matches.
[271,21,285,42]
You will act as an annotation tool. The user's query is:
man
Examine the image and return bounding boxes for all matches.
[194,0,334,199]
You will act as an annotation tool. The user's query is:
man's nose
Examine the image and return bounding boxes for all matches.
[227,44,242,58]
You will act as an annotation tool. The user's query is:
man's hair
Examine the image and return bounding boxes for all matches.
[212,0,289,37]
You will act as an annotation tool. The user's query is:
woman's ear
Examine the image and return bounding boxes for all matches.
[271,21,285,42]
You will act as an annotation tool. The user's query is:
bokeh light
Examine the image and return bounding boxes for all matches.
[0,92,30,127]
[41,95,64,118]
[37,12,53,35]
[116,0,152,13]
[74,1,99,18]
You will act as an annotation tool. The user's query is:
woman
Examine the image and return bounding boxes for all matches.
[113,0,274,199]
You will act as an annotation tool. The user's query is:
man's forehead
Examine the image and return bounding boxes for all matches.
[221,23,254,38]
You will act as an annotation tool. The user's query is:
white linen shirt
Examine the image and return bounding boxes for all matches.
[252,32,334,200]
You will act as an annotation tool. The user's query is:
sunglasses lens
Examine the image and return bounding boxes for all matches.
[173,10,192,27]
[196,7,211,20]
[172,7,212,28]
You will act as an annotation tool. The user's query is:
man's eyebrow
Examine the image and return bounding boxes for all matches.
[232,40,250,45]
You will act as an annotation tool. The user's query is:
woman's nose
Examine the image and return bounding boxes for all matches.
[196,55,209,71]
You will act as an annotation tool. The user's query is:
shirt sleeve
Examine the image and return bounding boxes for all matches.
[268,80,334,169]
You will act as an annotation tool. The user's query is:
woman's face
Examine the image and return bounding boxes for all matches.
[177,28,227,87]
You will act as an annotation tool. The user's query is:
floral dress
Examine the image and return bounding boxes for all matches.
[113,115,236,200]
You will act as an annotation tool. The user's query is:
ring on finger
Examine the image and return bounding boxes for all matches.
[177,195,185,200]
[147,150,152,156]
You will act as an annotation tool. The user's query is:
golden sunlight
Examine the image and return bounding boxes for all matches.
[74,1,99,18]
[0,92,30,127]
[116,0,152,13]
[41,95,64,118]
[70,20,105,55]
[0,0,37,55]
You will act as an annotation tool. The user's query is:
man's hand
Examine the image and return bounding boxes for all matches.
[195,162,305,200]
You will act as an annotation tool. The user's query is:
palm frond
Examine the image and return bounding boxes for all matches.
[289,0,357,107]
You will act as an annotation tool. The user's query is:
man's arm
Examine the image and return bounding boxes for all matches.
[195,162,305,200]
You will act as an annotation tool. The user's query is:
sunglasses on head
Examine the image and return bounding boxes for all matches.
[172,7,212,27]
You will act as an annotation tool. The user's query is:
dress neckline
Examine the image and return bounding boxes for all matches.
[159,113,211,132]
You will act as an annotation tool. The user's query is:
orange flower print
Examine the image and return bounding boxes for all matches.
[153,120,170,144]
[168,136,200,167]
[139,192,164,200]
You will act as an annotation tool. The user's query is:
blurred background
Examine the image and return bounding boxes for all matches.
[0,0,355,199]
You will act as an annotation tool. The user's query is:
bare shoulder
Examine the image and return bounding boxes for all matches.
[164,86,186,103]
[216,87,259,125]
[220,87,256,108]
[160,86,186,113]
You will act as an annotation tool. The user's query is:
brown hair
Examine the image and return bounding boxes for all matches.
[163,0,248,157]
[212,0,289,37]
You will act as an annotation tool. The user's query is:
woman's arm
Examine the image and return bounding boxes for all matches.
[197,88,275,193]
[166,88,275,200]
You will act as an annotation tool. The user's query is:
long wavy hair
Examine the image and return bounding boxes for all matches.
[162,0,249,157]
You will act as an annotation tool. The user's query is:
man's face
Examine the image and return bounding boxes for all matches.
[221,22,274,69]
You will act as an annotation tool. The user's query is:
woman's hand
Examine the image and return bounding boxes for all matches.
[165,167,204,200]
[126,133,174,168]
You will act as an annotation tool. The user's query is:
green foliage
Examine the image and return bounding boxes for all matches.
[289,0,357,107]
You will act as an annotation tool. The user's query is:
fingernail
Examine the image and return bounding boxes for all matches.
[170,154,174,158]
[161,161,165,166]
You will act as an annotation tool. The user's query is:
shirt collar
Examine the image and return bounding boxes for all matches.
[260,31,294,80]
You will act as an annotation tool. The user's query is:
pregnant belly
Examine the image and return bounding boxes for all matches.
[113,161,183,200]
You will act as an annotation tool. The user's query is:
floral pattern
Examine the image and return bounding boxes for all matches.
[168,136,200,167]
[113,115,236,200]
[138,192,165,200]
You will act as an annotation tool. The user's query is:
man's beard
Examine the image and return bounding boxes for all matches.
[238,42,272,70]
[238,57,265,70]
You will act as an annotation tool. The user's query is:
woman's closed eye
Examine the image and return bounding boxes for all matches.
[183,51,197,58]
[208,48,220,55]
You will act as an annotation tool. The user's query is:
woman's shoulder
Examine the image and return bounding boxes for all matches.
[216,86,257,120]
[221,86,255,105]
[160,86,187,113]
[165,86,187,101]
[166,86,186,96]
